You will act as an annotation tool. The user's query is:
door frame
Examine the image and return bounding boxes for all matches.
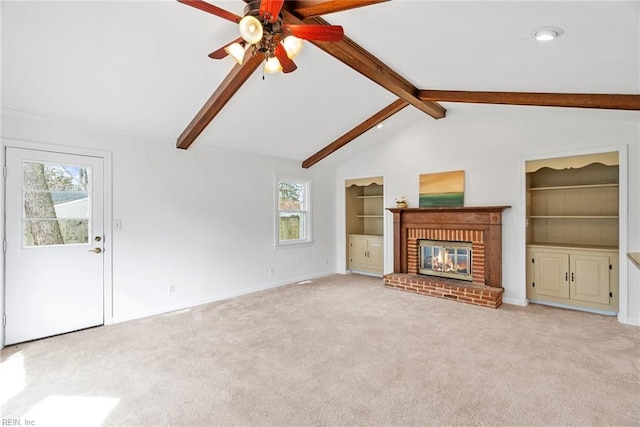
[520,144,629,324]
[1,138,113,348]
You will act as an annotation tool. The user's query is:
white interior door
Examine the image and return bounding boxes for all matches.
[4,147,105,345]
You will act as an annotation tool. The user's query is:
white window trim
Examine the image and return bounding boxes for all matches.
[275,175,312,248]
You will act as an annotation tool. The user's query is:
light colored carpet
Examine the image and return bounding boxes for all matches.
[1,274,639,426]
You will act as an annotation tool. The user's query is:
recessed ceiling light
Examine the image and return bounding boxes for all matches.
[532,26,564,41]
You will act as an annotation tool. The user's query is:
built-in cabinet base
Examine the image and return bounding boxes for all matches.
[349,234,383,276]
[527,244,619,314]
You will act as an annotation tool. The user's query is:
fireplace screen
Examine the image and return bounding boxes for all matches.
[419,240,472,281]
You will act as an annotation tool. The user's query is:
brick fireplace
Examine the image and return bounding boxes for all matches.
[384,206,509,308]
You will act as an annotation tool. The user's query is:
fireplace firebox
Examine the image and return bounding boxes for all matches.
[419,240,472,281]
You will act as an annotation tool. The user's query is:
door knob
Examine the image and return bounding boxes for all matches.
[88,248,102,254]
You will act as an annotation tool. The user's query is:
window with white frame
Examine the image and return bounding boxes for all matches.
[276,176,311,246]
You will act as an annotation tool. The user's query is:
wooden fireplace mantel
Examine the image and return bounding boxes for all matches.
[388,206,510,287]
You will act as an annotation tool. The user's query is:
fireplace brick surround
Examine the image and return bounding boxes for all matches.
[384,206,509,309]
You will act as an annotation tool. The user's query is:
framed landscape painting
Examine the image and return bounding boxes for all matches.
[419,170,465,207]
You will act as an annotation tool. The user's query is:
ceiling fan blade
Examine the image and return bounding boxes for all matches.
[287,1,388,19]
[177,0,241,24]
[208,37,243,59]
[275,43,297,73]
[283,24,343,41]
[259,0,285,23]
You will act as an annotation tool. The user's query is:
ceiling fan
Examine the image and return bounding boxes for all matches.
[178,0,344,73]
[176,0,639,168]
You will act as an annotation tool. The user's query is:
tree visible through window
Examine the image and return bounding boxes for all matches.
[277,177,310,245]
[23,162,90,247]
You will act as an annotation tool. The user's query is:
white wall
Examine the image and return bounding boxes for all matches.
[1,111,337,342]
[336,105,640,325]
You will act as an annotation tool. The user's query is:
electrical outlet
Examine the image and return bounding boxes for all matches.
[169,284,175,293]
[270,267,276,275]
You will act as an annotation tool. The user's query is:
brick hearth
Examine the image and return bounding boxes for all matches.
[386,206,509,309]
[383,273,504,308]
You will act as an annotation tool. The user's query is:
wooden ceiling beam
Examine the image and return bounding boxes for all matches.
[176,52,263,150]
[417,90,640,111]
[281,11,446,120]
[302,98,409,168]
[289,0,389,19]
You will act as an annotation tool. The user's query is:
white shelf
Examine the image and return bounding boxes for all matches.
[528,242,619,251]
[530,215,618,219]
[530,183,618,191]
[357,195,383,199]
[357,215,383,218]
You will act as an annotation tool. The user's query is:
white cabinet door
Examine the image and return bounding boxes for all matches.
[533,252,569,299]
[570,254,610,304]
[349,236,369,270]
[367,237,384,271]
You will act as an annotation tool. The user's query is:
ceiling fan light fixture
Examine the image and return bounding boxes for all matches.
[224,42,246,65]
[283,36,304,59]
[533,26,564,41]
[264,56,282,73]
[239,15,263,44]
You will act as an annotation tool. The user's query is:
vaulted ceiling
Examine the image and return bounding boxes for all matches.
[2,1,638,168]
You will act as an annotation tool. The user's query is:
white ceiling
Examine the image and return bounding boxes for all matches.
[2,1,638,167]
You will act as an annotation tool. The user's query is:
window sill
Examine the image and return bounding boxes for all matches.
[275,240,314,250]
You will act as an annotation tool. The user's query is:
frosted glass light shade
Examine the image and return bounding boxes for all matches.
[532,26,564,41]
[282,36,303,59]
[534,29,557,41]
[224,43,246,65]
[239,15,263,44]
[264,56,282,73]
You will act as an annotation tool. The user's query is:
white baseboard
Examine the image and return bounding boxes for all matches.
[502,297,528,306]
[619,315,640,326]
[529,298,618,317]
[110,270,337,325]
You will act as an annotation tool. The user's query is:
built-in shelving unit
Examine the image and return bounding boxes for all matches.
[525,152,620,314]
[346,178,383,236]
[346,177,384,276]
[526,157,619,248]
